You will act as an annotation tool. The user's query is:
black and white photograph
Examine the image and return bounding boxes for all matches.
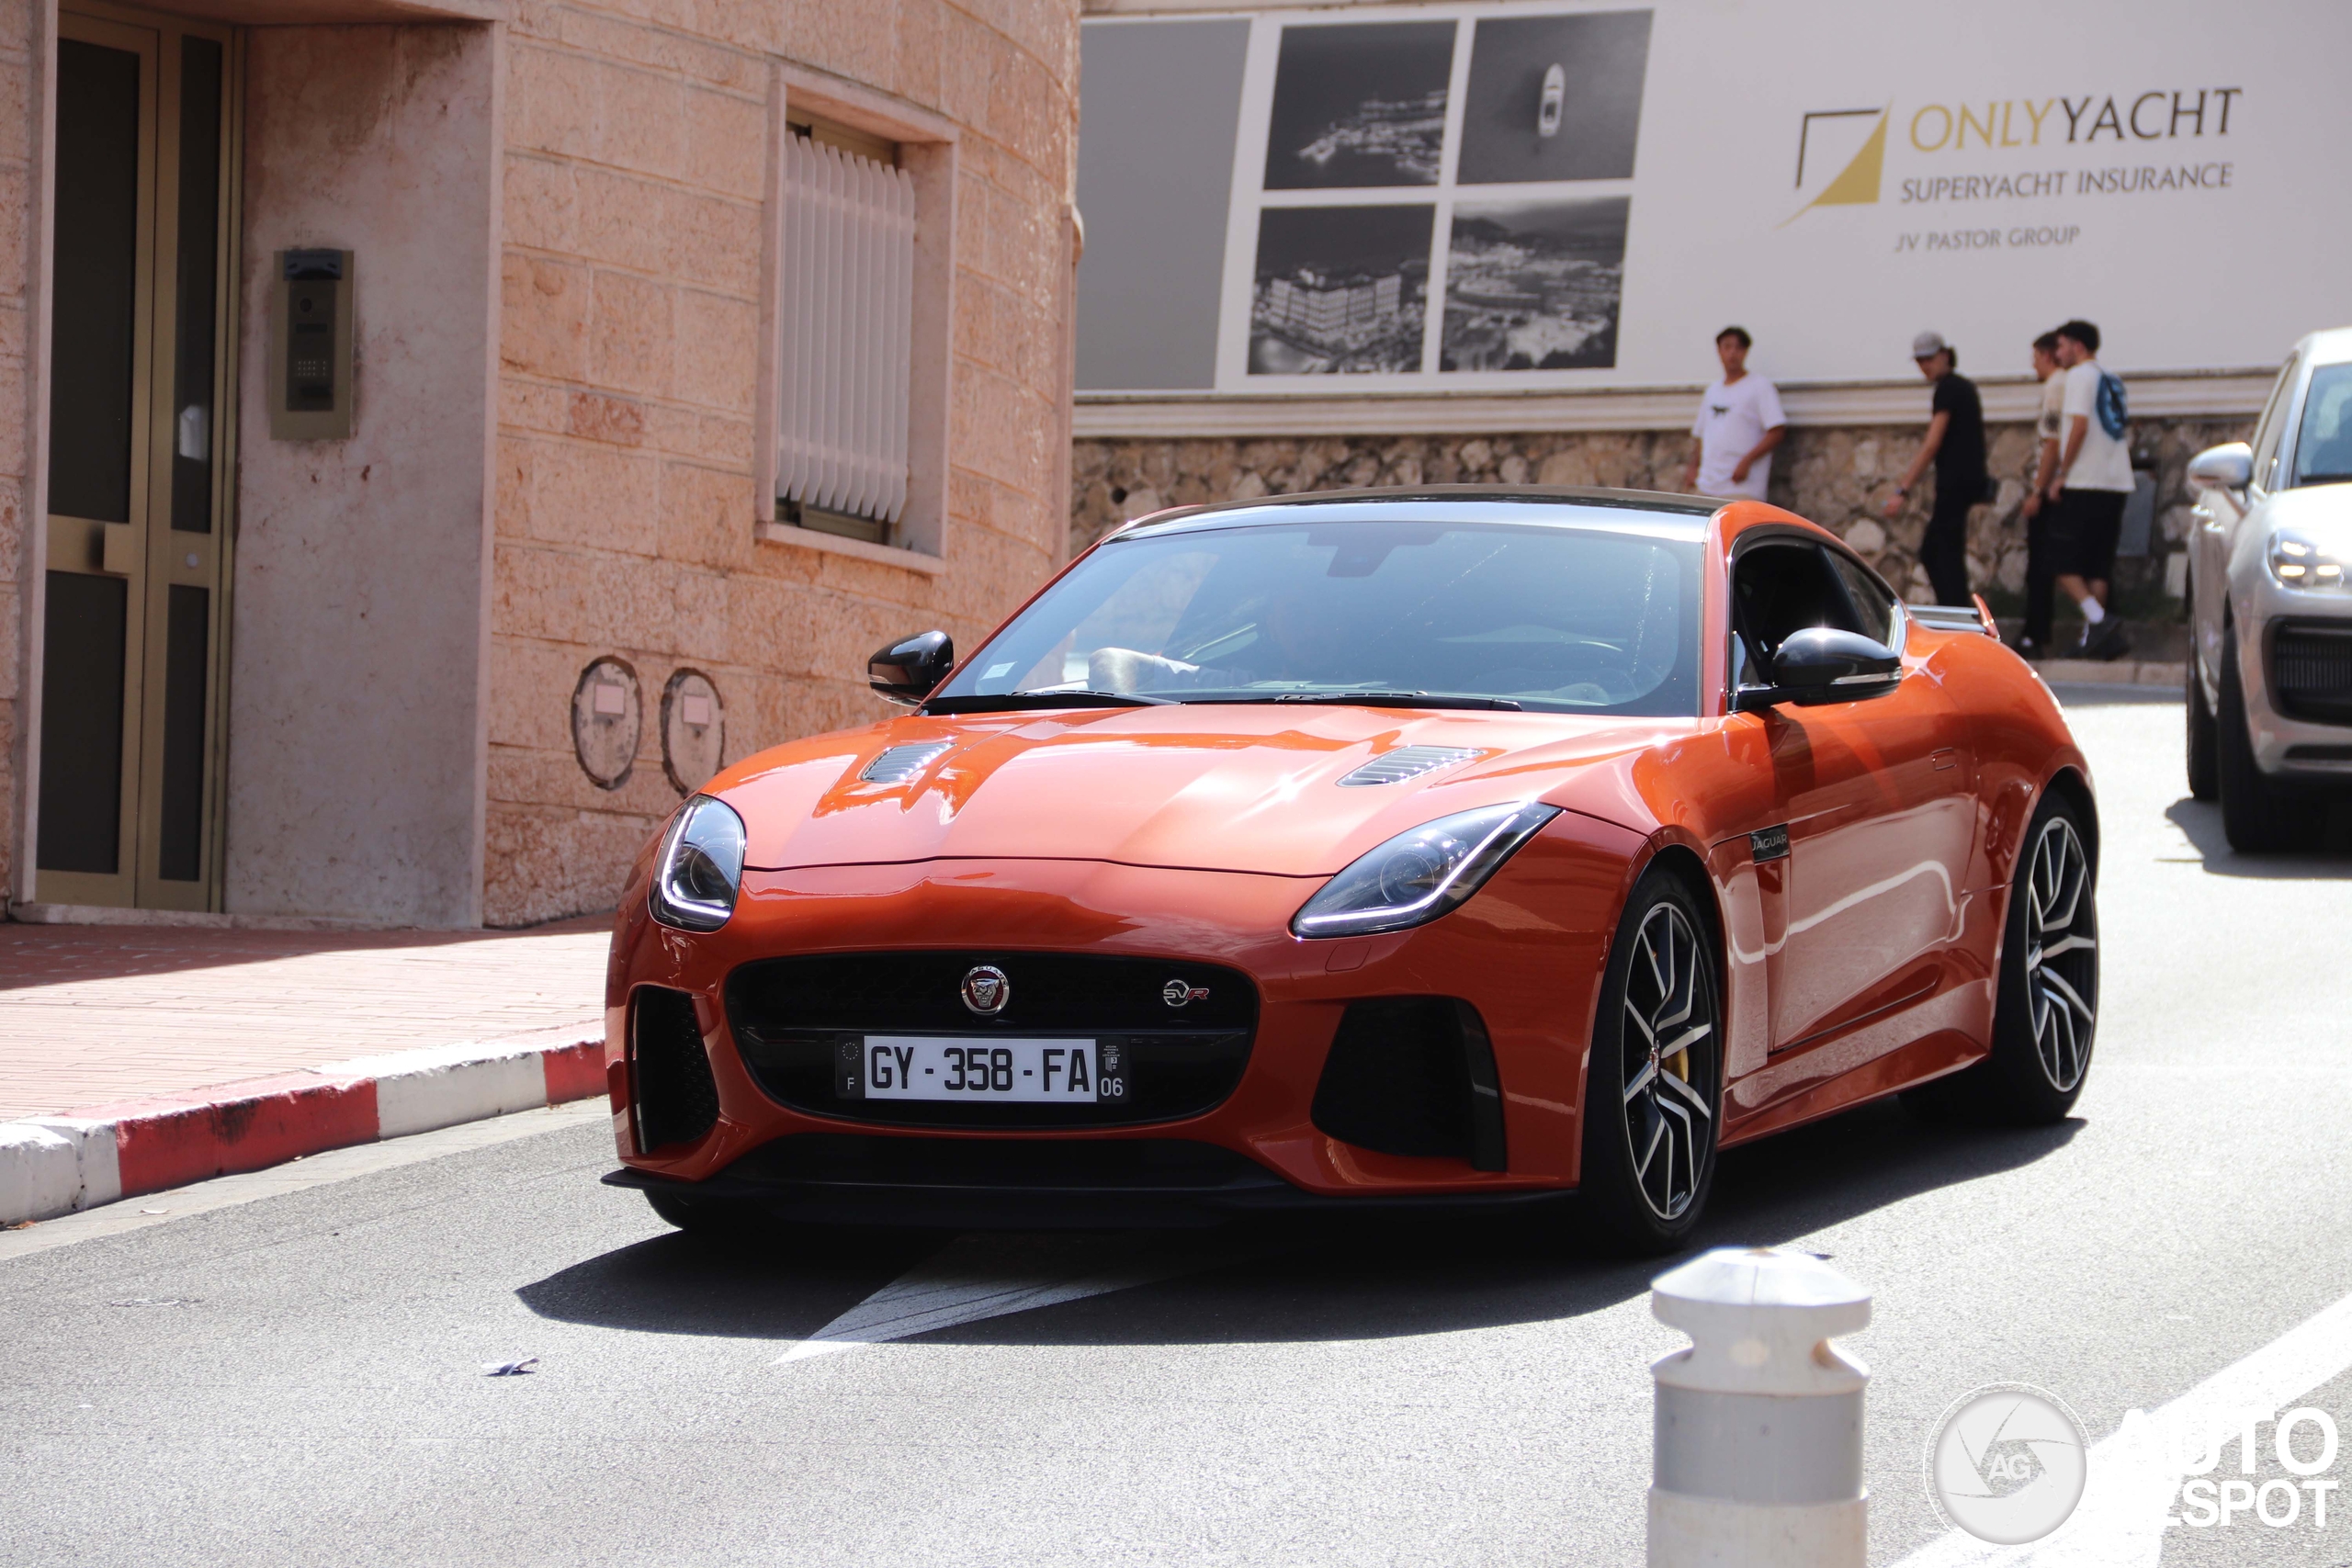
[1440,196,1627,371]
[1261,21,1455,190]
[1456,10,1651,186]
[1250,204,1433,375]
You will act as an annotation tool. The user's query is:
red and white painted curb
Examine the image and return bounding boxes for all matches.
[0,1030,608,1226]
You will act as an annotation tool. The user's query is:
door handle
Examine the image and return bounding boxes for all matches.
[1930,748,1960,771]
[101,523,137,576]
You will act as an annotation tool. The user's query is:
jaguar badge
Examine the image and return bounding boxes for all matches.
[960,964,1011,1016]
[1162,977,1209,1008]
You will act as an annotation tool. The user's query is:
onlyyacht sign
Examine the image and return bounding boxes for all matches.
[1074,0,2349,394]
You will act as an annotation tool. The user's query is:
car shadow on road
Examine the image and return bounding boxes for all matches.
[518,1100,2079,1348]
[2164,797,2352,874]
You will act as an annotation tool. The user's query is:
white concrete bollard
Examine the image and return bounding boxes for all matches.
[1646,1247,1871,1567]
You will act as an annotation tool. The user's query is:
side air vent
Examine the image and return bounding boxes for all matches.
[1310,997,1506,1170]
[1338,745,1483,787]
[630,986,720,1152]
[859,739,952,784]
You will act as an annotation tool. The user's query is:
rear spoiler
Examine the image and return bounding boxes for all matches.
[1908,595,2000,637]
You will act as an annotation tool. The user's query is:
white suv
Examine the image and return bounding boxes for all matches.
[2186,327,2352,850]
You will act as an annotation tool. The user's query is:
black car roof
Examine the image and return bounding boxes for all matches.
[1110,485,1723,544]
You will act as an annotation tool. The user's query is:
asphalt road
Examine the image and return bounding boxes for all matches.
[7,688,2352,1568]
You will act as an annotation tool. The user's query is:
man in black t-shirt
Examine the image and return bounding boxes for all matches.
[1883,331,1987,606]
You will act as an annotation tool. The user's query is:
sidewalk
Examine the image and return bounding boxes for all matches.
[0,916,613,1224]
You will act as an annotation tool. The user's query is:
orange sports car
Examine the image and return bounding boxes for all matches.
[603,489,2098,1252]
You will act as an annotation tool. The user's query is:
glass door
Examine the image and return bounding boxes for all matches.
[39,6,234,909]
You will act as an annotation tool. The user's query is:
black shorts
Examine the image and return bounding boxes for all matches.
[2052,489,2127,580]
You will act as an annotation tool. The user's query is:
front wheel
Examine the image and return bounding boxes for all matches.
[1577,868,1723,1255]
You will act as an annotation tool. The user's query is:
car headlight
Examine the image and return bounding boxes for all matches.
[1293,802,1561,938]
[2270,528,2348,590]
[649,795,747,931]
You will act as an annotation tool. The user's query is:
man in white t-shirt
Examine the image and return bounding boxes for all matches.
[1681,326,1787,502]
[2044,318,2135,660]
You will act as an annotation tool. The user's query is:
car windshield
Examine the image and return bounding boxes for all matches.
[2293,363,2352,488]
[930,515,1701,716]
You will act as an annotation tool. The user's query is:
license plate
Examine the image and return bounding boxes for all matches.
[845,1036,1129,1104]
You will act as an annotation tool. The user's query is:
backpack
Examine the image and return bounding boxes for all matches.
[2094,370,2128,438]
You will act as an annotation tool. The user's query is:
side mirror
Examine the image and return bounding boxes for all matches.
[1736,626,1902,711]
[2187,442,2253,493]
[868,630,954,705]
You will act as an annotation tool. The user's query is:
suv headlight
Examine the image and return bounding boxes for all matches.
[650,795,747,931]
[2270,527,2347,590]
[1293,802,1560,938]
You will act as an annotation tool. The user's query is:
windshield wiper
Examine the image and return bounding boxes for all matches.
[1184,690,1523,711]
[923,690,1175,715]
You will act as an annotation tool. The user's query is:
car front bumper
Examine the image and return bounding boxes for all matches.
[602,816,1645,1213]
[2234,581,2352,782]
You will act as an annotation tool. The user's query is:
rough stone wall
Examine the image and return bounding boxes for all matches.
[0,0,32,903]
[489,0,1080,926]
[1072,413,2254,607]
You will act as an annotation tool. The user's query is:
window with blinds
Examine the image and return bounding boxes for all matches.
[775,119,918,546]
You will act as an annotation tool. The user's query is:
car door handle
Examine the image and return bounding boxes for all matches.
[1930,748,1960,771]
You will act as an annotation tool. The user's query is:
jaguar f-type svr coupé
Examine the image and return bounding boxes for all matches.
[603,488,2098,1251]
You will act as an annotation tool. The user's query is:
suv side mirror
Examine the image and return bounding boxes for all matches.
[2187,442,2253,493]
[1735,626,1902,711]
[868,630,955,705]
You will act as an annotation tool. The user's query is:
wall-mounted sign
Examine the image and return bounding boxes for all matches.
[571,658,641,791]
[1076,0,2351,396]
[661,669,726,795]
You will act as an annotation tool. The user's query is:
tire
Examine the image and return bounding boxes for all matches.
[1577,866,1724,1256]
[2185,647,2219,803]
[645,1188,771,1239]
[1911,792,2098,1124]
[2217,626,2326,852]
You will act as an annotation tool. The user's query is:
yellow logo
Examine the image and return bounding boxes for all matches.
[1785,107,1890,223]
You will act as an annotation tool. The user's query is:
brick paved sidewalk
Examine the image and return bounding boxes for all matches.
[0,918,611,1122]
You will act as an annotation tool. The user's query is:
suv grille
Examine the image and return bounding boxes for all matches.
[2272,622,2352,724]
[724,952,1257,1129]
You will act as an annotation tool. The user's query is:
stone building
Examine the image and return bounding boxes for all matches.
[3,0,1082,927]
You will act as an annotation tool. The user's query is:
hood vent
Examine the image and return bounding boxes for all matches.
[1338,745,1483,787]
[858,740,953,784]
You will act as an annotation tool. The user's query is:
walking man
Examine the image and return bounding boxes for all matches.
[2013,330,2065,657]
[1882,331,1985,605]
[2044,319,2134,660]
[1681,326,1786,502]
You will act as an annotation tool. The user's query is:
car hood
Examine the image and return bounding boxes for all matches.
[2263,483,2352,534]
[712,705,1693,877]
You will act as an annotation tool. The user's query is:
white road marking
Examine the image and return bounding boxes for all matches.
[776,1231,1252,1364]
[1898,1285,2352,1566]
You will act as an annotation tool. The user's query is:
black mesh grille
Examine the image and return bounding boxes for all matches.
[631,985,720,1151]
[2273,622,2352,724]
[1311,997,1507,1170]
[724,952,1257,1129]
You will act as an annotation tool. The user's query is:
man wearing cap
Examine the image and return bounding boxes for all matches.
[1883,330,1986,606]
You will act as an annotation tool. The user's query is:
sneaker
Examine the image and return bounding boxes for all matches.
[2080,619,2132,661]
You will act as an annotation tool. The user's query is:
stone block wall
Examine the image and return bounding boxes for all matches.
[0,0,34,904]
[488,0,1080,926]
[1072,412,2254,610]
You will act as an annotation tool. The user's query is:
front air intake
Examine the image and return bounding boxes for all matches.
[1310,997,1507,1170]
[630,986,720,1152]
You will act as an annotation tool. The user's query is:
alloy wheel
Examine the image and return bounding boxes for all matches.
[2023,817,2098,1091]
[1620,901,1716,1222]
